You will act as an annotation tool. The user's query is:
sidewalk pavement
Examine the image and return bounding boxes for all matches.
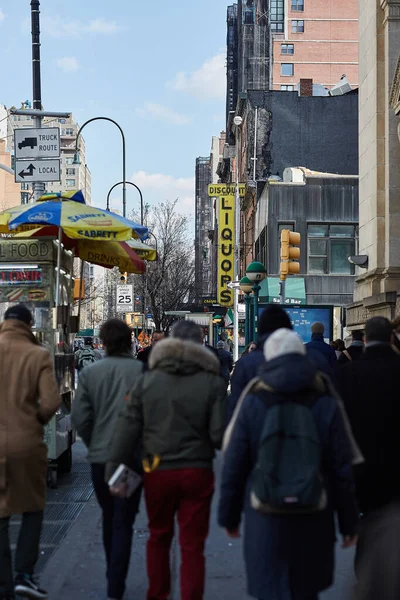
[41,458,355,599]
[41,461,247,599]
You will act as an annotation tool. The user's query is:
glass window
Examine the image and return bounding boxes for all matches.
[330,225,354,238]
[309,257,327,274]
[331,240,354,274]
[65,157,74,165]
[66,168,76,175]
[58,119,66,124]
[292,20,304,33]
[281,85,295,91]
[309,239,327,255]
[66,179,75,187]
[309,225,328,237]
[281,63,294,76]
[65,128,74,136]
[281,44,294,55]
[291,0,304,11]
[271,23,284,32]
[308,225,355,275]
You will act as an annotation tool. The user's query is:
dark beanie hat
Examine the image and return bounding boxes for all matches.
[4,304,33,325]
[259,305,293,336]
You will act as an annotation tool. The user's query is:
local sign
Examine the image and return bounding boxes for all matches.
[15,159,61,183]
[217,195,235,307]
[14,127,60,159]
[116,284,133,312]
[208,184,246,198]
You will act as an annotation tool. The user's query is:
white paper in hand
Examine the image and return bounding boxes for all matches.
[108,464,142,498]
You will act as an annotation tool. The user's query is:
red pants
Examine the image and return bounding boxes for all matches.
[144,468,214,600]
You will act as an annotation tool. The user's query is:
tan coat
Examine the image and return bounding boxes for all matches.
[0,319,61,517]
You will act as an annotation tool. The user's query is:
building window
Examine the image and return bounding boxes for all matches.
[66,179,75,187]
[66,168,76,175]
[281,44,294,55]
[291,0,304,11]
[58,118,66,124]
[65,128,74,136]
[308,225,355,275]
[65,157,74,165]
[281,63,294,77]
[281,85,295,91]
[271,0,284,33]
[292,20,304,33]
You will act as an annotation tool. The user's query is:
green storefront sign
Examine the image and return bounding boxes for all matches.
[259,277,306,305]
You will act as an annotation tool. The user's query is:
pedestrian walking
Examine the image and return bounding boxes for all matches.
[337,330,364,365]
[306,322,337,374]
[335,316,400,571]
[137,330,165,370]
[0,304,61,600]
[216,340,233,386]
[242,341,257,356]
[75,337,97,373]
[228,305,293,424]
[219,328,358,600]
[107,320,227,600]
[72,319,143,600]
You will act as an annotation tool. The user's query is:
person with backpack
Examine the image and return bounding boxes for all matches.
[219,328,359,600]
[75,338,98,373]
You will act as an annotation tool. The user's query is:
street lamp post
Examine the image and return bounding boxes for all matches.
[246,261,266,342]
[240,276,253,346]
[73,117,127,216]
[106,181,144,225]
[233,114,243,363]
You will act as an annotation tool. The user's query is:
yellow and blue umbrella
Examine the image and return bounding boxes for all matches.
[1,191,148,241]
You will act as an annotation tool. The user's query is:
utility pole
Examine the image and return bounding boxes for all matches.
[31,0,45,201]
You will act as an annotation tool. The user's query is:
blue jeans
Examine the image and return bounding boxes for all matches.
[91,464,142,600]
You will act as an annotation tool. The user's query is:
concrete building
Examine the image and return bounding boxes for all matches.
[6,108,91,204]
[254,168,359,307]
[0,140,22,210]
[347,0,400,326]
[194,157,212,301]
[272,0,358,91]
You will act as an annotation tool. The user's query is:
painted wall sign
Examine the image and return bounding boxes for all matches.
[217,195,235,307]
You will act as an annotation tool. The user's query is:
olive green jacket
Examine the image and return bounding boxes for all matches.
[108,338,227,473]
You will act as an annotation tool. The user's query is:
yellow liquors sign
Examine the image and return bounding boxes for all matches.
[218,195,235,307]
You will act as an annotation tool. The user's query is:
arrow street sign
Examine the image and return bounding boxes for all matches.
[15,159,61,183]
[14,127,60,159]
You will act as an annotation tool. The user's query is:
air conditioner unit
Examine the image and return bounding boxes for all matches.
[330,76,352,96]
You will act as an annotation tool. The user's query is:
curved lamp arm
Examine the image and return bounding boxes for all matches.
[74,116,127,216]
[107,181,144,225]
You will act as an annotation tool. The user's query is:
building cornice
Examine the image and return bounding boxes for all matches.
[380,0,400,24]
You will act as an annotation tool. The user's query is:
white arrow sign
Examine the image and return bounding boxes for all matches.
[14,127,60,159]
[15,159,61,183]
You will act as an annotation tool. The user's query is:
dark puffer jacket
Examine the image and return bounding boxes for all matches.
[219,353,358,600]
[108,338,227,473]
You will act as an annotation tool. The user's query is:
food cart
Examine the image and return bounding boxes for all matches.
[0,238,76,487]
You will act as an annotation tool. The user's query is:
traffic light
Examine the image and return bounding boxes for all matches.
[280,230,301,280]
[120,272,128,284]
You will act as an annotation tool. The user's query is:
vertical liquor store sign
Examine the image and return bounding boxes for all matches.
[218,195,235,307]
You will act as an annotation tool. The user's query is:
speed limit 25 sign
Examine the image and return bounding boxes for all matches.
[116,285,133,312]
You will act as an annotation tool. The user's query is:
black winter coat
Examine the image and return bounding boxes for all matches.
[335,344,400,514]
[219,354,358,600]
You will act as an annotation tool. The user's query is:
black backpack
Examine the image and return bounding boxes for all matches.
[251,388,327,515]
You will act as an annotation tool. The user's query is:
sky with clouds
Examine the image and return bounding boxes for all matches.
[0,0,229,226]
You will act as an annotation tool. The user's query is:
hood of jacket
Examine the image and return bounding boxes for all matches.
[258,353,319,395]
[149,338,220,375]
[0,319,39,345]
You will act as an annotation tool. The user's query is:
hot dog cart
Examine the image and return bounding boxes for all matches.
[0,238,76,487]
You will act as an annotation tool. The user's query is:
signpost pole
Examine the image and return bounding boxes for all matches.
[279,278,286,305]
[31,0,45,201]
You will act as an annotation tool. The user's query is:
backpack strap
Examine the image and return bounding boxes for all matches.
[223,378,274,452]
[343,350,352,361]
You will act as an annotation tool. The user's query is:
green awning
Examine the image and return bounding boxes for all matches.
[259,277,306,305]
